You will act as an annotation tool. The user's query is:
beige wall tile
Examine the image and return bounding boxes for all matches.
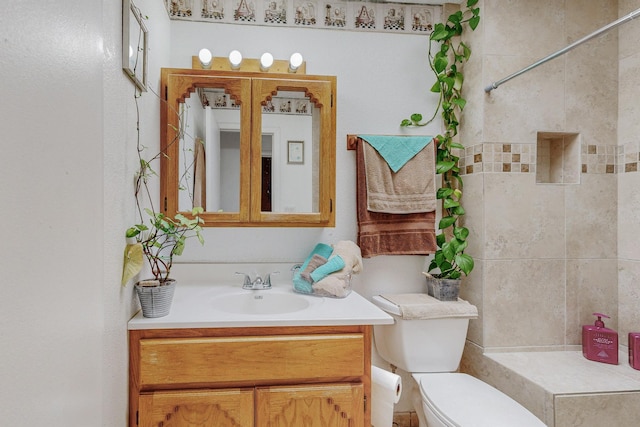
[484,259,566,347]
[460,259,484,346]
[618,260,640,344]
[619,0,640,60]
[566,259,619,345]
[618,53,640,146]
[483,55,566,144]
[565,44,618,147]
[460,173,485,259]
[483,0,565,58]
[565,174,617,259]
[618,172,640,259]
[555,392,640,427]
[565,2,619,147]
[484,173,565,260]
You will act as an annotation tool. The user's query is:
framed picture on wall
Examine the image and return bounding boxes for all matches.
[122,0,148,91]
[288,141,304,164]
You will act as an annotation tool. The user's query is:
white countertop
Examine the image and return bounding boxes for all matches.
[128,283,394,330]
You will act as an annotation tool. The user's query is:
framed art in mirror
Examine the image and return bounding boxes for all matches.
[122,0,148,91]
[288,141,304,164]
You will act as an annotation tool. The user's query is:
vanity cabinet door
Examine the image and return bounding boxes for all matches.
[255,383,364,427]
[138,388,254,427]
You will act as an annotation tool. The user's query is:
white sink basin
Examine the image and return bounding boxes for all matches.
[211,290,316,315]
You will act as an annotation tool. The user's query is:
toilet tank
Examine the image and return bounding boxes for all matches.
[371,295,473,373]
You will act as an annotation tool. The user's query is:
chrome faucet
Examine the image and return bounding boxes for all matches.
[236,271,279,290]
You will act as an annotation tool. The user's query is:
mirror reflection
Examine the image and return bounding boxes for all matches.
[178,87,320,215]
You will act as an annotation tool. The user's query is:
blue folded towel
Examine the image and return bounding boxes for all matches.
[293,243,333,293]
[310,255,346,283]
[358,135,433,172]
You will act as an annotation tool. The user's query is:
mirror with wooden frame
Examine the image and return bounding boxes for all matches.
[160,68,336,227]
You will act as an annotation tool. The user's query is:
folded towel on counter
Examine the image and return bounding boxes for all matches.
[293,243,333,293]
[380,293,478,320]
[312,274,351,298]
[358,135,432,172]
[300,254,328,282]
[362,139,436,214]
[310,255,346,283]
[356,138,437,258]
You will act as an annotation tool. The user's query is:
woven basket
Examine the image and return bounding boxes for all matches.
[135,279,176,318]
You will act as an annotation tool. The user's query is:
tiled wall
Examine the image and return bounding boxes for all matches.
[458,0,623,352]
[617,0,640,348]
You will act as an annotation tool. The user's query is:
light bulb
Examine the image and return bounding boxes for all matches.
[289,52,303,72]
[198,48,212,68]
[228,50,242,69]
[260,52,274,72]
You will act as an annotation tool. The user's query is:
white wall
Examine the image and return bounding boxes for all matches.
[0,0,104,424]
[169,22,442,300]
[1,0,169,425]
[102,0,171,425]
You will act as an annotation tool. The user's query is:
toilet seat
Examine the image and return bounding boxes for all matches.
[414,372,546,427]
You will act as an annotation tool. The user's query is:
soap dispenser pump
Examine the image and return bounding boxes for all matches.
[582,313,618,365]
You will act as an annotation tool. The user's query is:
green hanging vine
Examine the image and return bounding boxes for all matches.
[401,0,480,279]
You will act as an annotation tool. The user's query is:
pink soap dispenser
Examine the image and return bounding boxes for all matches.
[629,332,640,370]
[582,313,618,365]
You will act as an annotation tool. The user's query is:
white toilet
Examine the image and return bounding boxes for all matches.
[371,294,546,427]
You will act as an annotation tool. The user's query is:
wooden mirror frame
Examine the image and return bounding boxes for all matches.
[160,68,336,227]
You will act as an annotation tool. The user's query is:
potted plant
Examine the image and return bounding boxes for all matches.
[401,0,480,300]
[121,91,205,317]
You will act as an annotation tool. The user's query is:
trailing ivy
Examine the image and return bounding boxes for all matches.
[401,0,480,279]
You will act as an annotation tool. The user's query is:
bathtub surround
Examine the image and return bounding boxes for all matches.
[457,1,640,426]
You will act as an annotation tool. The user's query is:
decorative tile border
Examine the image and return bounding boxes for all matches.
[618,141,640,173]
[459,143,640,175]
[164,0,440,35]
[458,143,536,175]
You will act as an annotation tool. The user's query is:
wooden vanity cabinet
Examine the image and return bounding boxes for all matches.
[129,325,372,427]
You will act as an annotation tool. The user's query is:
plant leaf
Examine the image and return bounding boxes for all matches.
[453,226,469,241]
[443,198,460,209]
[436,187,454,199]
[121,243,143,286]
[469,15,480,30]
[436,160,456,174]
[439,216,457,229]
[455,254,475,275]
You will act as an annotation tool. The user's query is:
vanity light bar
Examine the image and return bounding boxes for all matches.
[191,53,306,74]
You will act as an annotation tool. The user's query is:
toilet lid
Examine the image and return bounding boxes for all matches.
[417,373,546,427]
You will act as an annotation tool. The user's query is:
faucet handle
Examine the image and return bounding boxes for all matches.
[264,271,280,288]
[235,272,252,288]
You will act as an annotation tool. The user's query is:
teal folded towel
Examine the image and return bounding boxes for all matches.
[358,135,433,172]
[310,255,346,283]
[293,243,333,293]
